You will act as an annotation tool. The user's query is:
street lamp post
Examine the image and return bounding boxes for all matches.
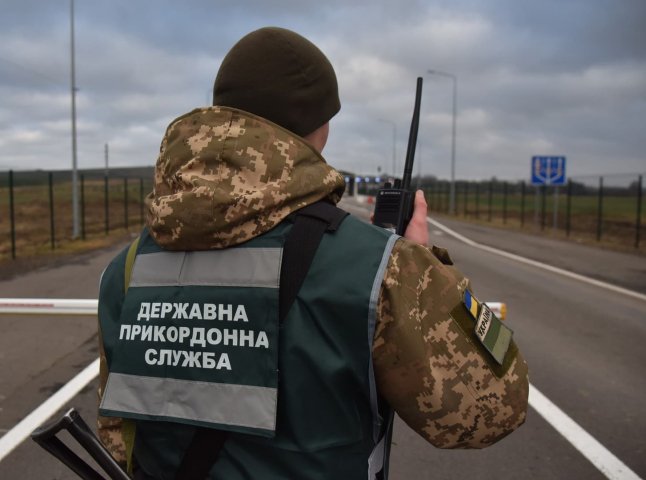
[377,119,397,178]
[427,69,457,215]
[70,0,80,238]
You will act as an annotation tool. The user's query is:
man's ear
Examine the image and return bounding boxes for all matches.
[303,122,330,153]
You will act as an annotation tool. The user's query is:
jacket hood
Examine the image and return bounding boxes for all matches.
[146,106,346,250]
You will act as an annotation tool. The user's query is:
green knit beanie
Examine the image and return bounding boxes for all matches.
[212,27,340,137]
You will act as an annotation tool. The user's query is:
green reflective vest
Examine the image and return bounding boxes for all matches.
[99,214,397,480]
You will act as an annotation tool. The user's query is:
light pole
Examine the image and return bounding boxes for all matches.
[70,0,79,238]
[377,119,397,178]
[427,69,457,215]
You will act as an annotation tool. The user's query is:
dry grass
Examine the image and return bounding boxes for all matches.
[0,179,148,268]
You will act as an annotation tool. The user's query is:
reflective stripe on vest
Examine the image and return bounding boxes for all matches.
[129,248,282,288]
[102,373,276,431]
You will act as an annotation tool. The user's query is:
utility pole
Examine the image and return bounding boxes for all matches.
[70,0,80,238]
[105,143,109,177]
[377,119,397,178]
[427,69,457,215]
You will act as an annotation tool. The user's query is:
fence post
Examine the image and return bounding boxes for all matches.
[520,181,525,228]
[446,182,451,214]
[566,179,572,237]
[431,183,435,211]
[9,170,16,259]
[596,176,603,241]
[475,182,480,219]
[463,181,468,217]
[124,177,128,230]
[635,175,642,249]
[139,177,144,225]
[503,181,508,224]
[49,172,55,249]
[104,175,109,235]
[440,182,444,213]
[487,181,493,222]
[540,185,546,231]
[80,174,86,240]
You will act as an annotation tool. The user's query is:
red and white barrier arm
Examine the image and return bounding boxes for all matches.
[0,298,98,316]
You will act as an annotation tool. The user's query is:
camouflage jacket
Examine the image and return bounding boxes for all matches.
[98,106,528,461]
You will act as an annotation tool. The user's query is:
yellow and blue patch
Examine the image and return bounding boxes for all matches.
[464,290,479,318]
[462,289,513,366]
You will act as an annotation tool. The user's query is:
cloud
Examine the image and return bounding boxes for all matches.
[0,0,644,181]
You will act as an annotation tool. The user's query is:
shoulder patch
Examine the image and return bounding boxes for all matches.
[462,290,513,365]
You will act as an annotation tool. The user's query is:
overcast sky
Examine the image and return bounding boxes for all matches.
[1,0,644,181]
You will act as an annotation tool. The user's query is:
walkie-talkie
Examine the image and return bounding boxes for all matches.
[373,77,423,235]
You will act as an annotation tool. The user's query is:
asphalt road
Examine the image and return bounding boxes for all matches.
[0,199,645,479]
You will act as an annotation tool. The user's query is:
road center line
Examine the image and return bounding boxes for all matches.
[426,216,646,302]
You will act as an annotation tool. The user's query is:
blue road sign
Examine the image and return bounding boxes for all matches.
[531,156,566,185]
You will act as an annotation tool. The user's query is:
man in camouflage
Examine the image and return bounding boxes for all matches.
[97,27,528,479]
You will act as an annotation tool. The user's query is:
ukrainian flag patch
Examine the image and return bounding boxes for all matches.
[463,290,513,365]
[464,290,479,318]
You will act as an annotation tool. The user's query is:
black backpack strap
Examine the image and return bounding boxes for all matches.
[174,427,228,480]
[279,201,348,322]
[175,201,348,480]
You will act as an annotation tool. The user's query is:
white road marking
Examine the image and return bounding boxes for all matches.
[426,216,646,303]
[529,385,641,480]
[0,358,99,462]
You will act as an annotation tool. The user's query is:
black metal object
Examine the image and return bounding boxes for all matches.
[373,77,423,235]
[540,185,546,231]
[566,179,572,237]
[31,408,130,480]
[636,175,643,249]
[9,170,16,259]
[520,181,525,227]
[49,172,55,250]
[80,174,86,240]
[124,177,128,230]
[463,181,468,217]
[104,175,109,235]
[487,181,493,222]
[139,177,145,225]
[597,176,604,241]
[475,182,480,219]
[502,182,508,224]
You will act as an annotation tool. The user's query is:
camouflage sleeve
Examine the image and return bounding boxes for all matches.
[372,238,529,448]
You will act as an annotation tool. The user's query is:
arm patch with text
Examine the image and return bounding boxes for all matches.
[450,289,516,378]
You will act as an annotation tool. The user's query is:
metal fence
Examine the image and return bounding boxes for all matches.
[423,173,645,251]
[3,169,645,259]
[0,169,153,260]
